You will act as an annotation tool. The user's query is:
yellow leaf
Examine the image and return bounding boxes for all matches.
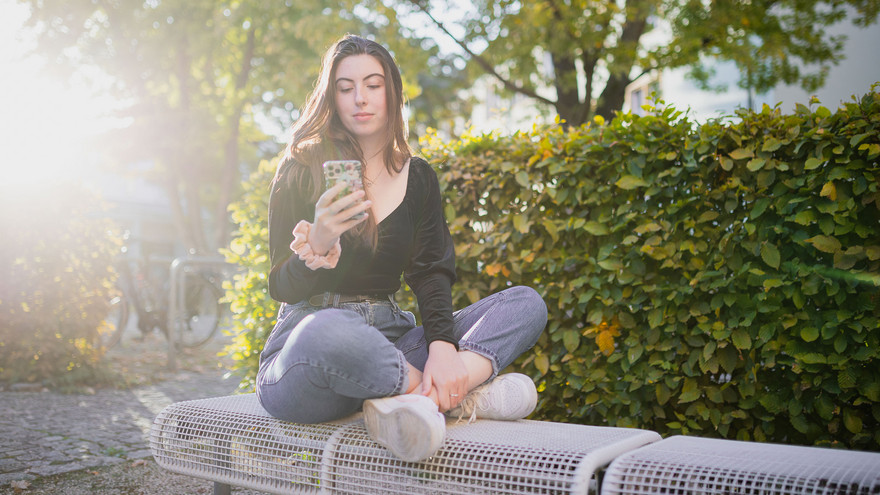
[596,329,616,355]
[588,319,621,356]
[820,181,837,200]
[485,264,502,276]
[527,153,542,166]
[466,289,480,303]
[729,148,754,160]
[634,222,662,234]
[534,354,550,375]
[501,266,511,277]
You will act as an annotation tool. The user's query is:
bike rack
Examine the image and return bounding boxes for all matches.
[167,256,236,370]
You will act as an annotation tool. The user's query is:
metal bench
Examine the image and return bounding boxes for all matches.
[601,435,880,494]
[149,394,661,494]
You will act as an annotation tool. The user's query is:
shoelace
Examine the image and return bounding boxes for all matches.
[453,392,490,424]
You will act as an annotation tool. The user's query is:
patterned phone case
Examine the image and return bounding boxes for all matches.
[322,160,365,220]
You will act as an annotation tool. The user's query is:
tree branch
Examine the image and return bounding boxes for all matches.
[629,65,658,84]
[408,0,556,107]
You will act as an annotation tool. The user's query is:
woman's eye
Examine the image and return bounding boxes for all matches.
[338,87,353,93]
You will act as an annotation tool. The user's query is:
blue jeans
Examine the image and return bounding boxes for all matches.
[256,286,547,423]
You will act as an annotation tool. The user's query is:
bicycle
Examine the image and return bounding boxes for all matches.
[101,238,223,349]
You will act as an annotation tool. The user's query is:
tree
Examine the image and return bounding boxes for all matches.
[17,0,466,253]
[17,0,322,252]
[402,0,880,125]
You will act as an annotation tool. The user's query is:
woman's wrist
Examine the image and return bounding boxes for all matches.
[428,340,458,354]
[290,220,341,270]
[306,230,335,256]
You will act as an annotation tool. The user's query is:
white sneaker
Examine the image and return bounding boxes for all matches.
[447,373,538,423]
[362,394,446,462]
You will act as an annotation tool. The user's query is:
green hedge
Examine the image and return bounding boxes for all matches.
[224,89,879,450]
[221,159,277,391]
[0,182,119,388]
[424,91,879,450]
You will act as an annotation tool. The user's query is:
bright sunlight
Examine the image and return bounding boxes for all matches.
[0,1,123,189]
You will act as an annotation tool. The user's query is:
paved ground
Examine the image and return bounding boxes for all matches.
[0,329,245,492]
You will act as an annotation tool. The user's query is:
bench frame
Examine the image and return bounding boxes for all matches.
[150,394,661,494]
[152,394,880,494]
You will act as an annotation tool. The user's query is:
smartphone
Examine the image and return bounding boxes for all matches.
[322,160,366,220]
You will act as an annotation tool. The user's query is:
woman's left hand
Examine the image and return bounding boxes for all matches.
[420,341,468,412]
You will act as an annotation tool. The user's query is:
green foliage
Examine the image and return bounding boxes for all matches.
[421,90,880,451]
[0,182,119,387]
[19,0,470,251]
[223,90,879,450]
[220,159,278,392]
[402,0,879,123]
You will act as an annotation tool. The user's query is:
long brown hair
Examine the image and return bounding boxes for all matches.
[277,34,412,248]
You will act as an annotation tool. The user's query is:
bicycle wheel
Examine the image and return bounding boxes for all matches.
[100,292,129,348]
[178,273,223,348]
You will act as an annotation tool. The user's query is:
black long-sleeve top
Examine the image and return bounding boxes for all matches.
[267,156,458,348]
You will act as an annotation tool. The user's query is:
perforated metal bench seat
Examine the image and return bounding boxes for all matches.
[601,435,880,494]
[150,394,661,494]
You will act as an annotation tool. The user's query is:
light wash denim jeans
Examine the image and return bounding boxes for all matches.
[256,286,548,423]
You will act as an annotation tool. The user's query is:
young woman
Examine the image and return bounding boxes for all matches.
[257,34,548,462]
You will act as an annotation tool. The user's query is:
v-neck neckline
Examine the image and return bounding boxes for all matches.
[374,158,412,226]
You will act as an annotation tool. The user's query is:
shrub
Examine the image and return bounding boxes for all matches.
[223,90,879,450]
[422,91,879,451]
[221,158,278,391]
[0,181,119,388]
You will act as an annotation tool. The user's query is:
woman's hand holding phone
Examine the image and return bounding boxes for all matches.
[309,180,371,255]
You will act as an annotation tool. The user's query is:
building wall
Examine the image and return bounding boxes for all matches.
[771,18,880,111]
[626,11,880,121]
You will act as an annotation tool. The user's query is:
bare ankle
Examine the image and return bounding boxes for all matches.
[405,365,423,394]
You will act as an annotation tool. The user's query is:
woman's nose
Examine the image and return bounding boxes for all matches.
[355,86,367,106]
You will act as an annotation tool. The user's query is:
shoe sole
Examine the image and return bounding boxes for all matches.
[495,374,538,420]
[363,397,444,462]
[511,375,539,419]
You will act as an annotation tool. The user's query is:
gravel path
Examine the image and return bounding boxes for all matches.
[1,330,265,494]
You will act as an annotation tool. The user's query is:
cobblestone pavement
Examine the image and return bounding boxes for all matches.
[0,332,243,489]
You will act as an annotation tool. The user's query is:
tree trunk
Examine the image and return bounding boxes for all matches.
[551,52,584,126]
[214,26,256,250]
[174,33,209,255]
[594,7,648,120]
[163,175,195,255]
[579,52,599,125]
[184,174,209,254]
[594,75,631,120]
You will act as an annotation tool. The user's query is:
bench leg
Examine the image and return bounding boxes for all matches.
[214,482,231,495]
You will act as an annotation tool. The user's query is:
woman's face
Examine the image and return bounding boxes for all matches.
[334,54,389,148]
